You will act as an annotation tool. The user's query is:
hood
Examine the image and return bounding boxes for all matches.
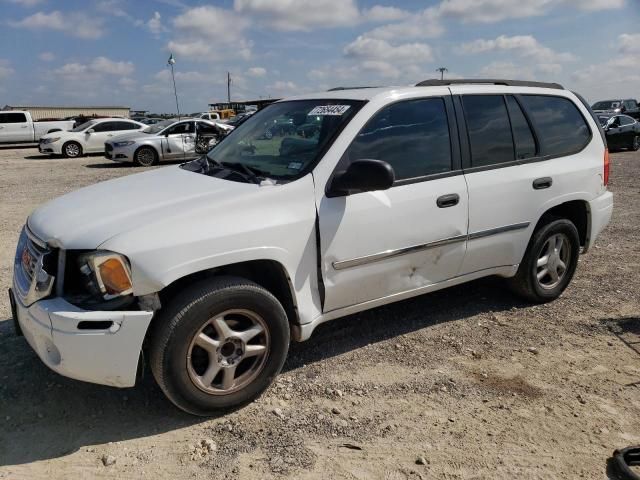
[28,165,261,249]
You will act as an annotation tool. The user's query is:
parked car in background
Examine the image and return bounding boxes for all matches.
[598,114,640,151]
[38,118,146,157]
[592,99,640,119]
[10,79,613,415]
[198,112,222,121]
[105,119,226,166]
[0,111,74,143]
[140,117,165,125]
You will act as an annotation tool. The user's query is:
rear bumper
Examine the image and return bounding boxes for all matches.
[585,190,613,252]
[11,288,154,388]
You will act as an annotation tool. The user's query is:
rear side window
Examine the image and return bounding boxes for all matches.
[520,95,591,157]
[345,98,452,181]
[115,121,140,130]
[462,95,513,167]
[0,112,27,123]
[506,96,537,160]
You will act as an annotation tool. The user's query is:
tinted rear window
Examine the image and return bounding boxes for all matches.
[521,95,591,157]
[462,95,514,167]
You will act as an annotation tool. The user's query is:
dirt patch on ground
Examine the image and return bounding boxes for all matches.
[0,147,639,479]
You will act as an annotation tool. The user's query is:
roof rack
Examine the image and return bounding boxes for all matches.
[415,79,564,90]
[327,86,383,91]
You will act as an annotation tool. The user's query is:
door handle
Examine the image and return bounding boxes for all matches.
[533,177,553,190]
[436,193,460,208]
[107,134,113,137]
[21,125,28,128]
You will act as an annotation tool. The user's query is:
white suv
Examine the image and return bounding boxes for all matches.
[10,79,613,415]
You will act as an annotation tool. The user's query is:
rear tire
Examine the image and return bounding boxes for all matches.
[631,135,639,151]
[507,218,580,303]
[134,146,158,167]
[149,276,290,416]
[62,141,82,158]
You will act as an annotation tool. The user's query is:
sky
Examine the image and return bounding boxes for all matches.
[0,0,638,114]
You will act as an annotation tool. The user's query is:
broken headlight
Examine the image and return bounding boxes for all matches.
[78,251,133,300]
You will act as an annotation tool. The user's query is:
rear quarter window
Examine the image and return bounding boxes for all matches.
[520,95,591,157]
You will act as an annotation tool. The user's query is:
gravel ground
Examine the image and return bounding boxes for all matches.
[0,147,638,479]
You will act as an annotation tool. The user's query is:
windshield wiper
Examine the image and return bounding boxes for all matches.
[221,161,265,184]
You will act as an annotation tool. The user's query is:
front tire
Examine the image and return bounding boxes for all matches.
[134,146,158,167]
[631,135,639,151]
[149,277,290,416]
[62,141,82,158]
[508,218,580,303]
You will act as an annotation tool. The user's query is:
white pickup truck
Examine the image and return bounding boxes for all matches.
[0,111,74,143]
[10,79,613,416]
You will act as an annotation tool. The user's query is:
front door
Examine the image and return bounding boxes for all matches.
[0,112,30,142]
[163,121,196,159]
[318,96,469,312]
[86,121,120,152]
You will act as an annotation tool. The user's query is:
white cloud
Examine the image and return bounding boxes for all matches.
[344,36,434,64]
[266,80,299,93]
[38,51,55,62]
[96,0,144,26]
[168,6,251,60]
[361,7,443,40]
[459,35,575,63]
[246,66,267,77]
[5,0,44,6]
[53,57,134,77]
[234,0,360,31]
[571,50,640,101]
[565,0,625,10]
[363,5,410,22]
[147,11,166,35]
[436,0,624,23]
[341,36,434,80]
[619,33,640,54]
[9,11,105,39]
[0,60,15,80]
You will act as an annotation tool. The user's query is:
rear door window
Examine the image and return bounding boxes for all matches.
[520,95,591,157]
[506,96,537,160]
[462,95,514,167]
[345,97,452,181]
[93,121,119,132]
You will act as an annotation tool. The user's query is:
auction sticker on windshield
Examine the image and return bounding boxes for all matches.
[308,105,351,116]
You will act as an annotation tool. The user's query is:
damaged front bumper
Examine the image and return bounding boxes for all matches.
[10,288,154,388]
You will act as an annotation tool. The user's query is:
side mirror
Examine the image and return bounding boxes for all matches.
[327,159,395,197]
[86,128,95,134]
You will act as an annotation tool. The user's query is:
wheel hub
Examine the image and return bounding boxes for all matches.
[217,338,244,366]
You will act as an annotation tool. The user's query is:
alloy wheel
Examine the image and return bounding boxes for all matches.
[186,309,270,395]
[535,233,571,290]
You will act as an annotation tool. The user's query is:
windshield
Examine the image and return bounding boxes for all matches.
[202,99,363,181]
[71,120,97,132]
[144,119,176,134]
[592,101,620,110]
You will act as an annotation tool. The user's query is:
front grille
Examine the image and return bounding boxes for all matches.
[13,225,56,306]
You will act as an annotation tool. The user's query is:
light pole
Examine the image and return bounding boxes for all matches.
[167,53,180,119]
[436,67,448,80]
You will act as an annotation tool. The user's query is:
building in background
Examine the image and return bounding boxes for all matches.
[1,105,130,120]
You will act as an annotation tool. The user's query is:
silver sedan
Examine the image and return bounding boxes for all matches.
[104,119,232,167]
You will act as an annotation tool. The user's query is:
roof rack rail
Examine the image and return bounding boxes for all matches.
[415,79,564,90]
[327,86,382,91]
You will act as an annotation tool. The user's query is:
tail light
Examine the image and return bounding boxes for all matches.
[604,148,610,186]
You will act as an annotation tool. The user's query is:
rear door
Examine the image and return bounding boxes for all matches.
[318,95,469,312]
[0,112,31,142]
[454,90,593,274]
